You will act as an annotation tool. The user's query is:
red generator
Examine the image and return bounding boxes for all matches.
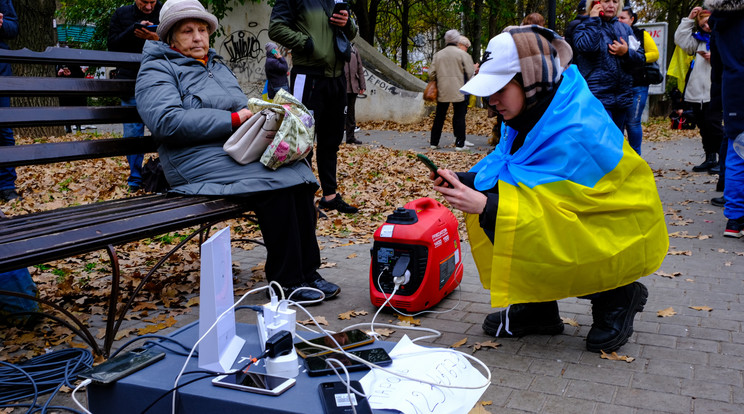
[369,197,463,312]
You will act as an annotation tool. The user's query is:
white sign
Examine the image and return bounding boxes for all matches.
[638,22,668,96]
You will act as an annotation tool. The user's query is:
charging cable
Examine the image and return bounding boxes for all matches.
[71,379,92,414]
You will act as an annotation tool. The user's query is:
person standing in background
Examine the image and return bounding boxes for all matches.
[674,6,724,174]
[344,43,365,145]
[56,64,87,133]
[264,41,289,100]
[108,0,162,193]
[269,0,359,214]
[0,0,19,202]
[429,29,475,151]
[618,6,659,155]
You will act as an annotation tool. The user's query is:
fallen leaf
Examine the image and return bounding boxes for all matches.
[319,262,337,269]
[600,350,635,363]
[561,317,579,327]
[337,310,368,320]
[469,404,491,414]
[396,314,421,326]
[690,305,713,312]
[656,271,682,279]
[451,338,468,348]
[657,307,677,317]
[471,341,500,353]
[346,253,358,259]
[185,297,199,307]
[668,250,692,256]
[298,316,329,326]
[374,328,395,337]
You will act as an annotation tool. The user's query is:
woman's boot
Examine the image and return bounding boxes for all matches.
[692,153,718,172]
[483,301,564,338]
[586,282,648,353]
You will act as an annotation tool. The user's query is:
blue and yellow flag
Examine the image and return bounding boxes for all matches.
[466,66,668,308]
[667,45,694,92]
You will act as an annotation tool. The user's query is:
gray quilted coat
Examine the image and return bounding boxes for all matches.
[135,41,318,196]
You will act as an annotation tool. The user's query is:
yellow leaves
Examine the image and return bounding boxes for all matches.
[396,314,421,326]
[346,252,358,259]
[137,316,177,335]
[657,307,677,317]
[656,271,682,279]
[374,328,395,337]
[451,338,467,348]
[561,317,579,327]
[299,316,329,326]
[338,310,368,320]
[600,350,635,363]
[690,305,713,312]
[450,337,500,353]
[469,401,493,414]
[185,297,200,308]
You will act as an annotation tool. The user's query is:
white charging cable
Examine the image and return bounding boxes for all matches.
[71,378,93,414]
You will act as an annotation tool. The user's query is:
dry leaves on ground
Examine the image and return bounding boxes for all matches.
[600,350,635,363]
[338,310,368,320]
[657,307,677,317]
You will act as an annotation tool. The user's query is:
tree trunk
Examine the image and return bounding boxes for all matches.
[400,0,410,69]
[7,0,63,138]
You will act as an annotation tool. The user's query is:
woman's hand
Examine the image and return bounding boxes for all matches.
[697,50,711,60]
[608,38,628,56]
[431,169,487,215]
[688,6,703,19]
[237,108,253,124]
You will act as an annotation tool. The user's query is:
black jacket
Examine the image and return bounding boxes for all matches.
[108,2,162,79]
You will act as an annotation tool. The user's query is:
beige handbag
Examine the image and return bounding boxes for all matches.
[223,109,283,164]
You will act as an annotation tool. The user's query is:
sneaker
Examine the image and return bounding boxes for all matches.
[723,218,744,238]
[430,145,439,150]
[482,302,564,338]
[711,197,725,207]
[586,282,647,353]
[354,126,361,133]
[319,194,358,214]
[308,273,340,299]
[0,189,20,202]
[455,146,466,152]
[464,140,475,147]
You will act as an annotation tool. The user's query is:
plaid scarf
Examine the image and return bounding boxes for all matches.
[502,25,572,109]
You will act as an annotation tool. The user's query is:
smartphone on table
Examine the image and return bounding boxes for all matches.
[416,153,452,188]
[318,380,373,414]
[294,329,375,358]
[304,347,392,376]
[78,347,165,384]
[212,371,296,396]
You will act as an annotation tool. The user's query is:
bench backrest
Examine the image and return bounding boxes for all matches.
[0,47,157,168]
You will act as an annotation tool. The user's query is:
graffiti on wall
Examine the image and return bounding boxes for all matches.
[363,69,420,99]
[219,22,269,97]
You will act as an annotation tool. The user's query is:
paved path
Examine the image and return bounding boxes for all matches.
[42,129,744,413]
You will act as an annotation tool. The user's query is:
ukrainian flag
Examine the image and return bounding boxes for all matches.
[466,66,668,308]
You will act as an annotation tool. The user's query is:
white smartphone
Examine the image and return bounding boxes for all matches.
[212,371,296,396]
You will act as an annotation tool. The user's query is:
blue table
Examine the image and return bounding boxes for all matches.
[87,322,397,413]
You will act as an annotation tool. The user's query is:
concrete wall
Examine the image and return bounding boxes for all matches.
[214,2,426,124]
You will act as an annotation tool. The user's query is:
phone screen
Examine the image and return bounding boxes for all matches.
[295,329,374,358]
[213,372,295,395]
[79,348,165,384]
[305,348,392,375]
[416,153,452,188]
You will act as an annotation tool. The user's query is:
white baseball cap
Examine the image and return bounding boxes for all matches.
[460,33,520,97]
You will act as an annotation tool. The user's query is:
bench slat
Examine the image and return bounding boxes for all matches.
[0,106,141,128]
[0,196,246,272]
[0,47,140,68]
[0,136,157,168]
[2,77,135,97]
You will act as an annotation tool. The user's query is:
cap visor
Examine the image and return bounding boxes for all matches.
[460,72,516,97]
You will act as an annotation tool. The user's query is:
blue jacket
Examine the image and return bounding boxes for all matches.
[135,41,317,196]
[707,0,744,137]
[573,16,644,109]
[0,0,18,51]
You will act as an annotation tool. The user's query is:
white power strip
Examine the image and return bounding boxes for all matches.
[256,296,299,378]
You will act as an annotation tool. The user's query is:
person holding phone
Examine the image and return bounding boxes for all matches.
[108,0,162,193]
[572,0,644,132]
[427,26,667,353]
[269,0,360,214]
[264,41,289,100]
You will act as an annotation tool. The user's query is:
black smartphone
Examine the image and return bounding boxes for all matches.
[416,153,452,187]
[294,329,375,359]
[212,372,296,396]
[78,348,165,384]
[305,347,392,377]
[332,1,349,15]
[318,381,373,414]
[134,23,158,32]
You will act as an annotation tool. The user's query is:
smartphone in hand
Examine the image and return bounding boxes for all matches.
[332,1,349,15]
[134,23,158,32]
[416,153,452,188]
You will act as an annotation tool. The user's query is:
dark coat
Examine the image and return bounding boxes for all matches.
[108,2,162,79]
[135,41,317,196]
[573,16,644,109]
[707,0,744,137]
[265,53,289,99]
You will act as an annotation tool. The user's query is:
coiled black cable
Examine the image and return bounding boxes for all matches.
[0,348,93,413]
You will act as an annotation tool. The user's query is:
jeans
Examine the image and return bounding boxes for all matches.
[625,86,648,155]
[724,138,744,219]
[121,96,144,187]
[606,107,628,135]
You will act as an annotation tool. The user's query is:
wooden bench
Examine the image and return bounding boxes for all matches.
[0,47,256,356]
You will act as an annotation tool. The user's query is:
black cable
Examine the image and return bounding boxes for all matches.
[109,334,196,359]
[0,348,93,413]
[139,373,216,414]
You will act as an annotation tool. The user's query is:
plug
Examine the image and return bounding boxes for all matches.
[265,330,294,358]
[391,254,411,286]
[393,269,411,286]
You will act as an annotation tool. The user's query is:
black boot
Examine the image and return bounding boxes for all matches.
[692,153,718,172]
[586,282,648,353]
[483,301,564,338]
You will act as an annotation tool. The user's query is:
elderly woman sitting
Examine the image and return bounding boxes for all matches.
[135,0,338,302]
